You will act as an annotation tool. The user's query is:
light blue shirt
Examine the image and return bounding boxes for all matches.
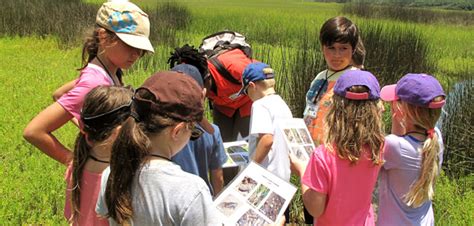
[378,128,444,226]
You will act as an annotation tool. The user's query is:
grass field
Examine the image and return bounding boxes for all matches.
[1,0,473,224]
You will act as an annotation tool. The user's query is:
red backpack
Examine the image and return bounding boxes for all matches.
[199,31,255,116]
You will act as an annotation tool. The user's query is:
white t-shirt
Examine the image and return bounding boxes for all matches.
[248,94,293,182]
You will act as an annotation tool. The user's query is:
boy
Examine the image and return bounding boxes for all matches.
[170,64,228,196]
[234,62,293,183]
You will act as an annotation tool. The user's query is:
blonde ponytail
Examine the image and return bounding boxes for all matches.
[404,133,440,207]
[399,98,443,207]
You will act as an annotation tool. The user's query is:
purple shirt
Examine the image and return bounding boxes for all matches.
[378,128,444,226]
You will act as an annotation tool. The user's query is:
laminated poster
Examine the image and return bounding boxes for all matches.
[213,162,297,225]
[222,140,249,168]
[277,118,316,162]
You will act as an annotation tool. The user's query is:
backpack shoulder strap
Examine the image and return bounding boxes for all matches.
[209,57,241,85]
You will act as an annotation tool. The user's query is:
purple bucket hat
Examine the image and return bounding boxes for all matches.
[333,70,380,100]
[380,73,446,108]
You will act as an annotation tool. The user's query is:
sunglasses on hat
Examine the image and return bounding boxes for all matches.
[187,122,204,141]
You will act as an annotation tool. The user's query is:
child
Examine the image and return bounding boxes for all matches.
[168,44,240,186]
[64,86,133,225]
[170,63,228,196]
[304,16,366,145]
[235,62,293,181]
[378,73,445,225]
[23,1,153,165]
[96,71,219,225]
[169,43,253,142]
[291,70,385,225]
[235,62,293,223]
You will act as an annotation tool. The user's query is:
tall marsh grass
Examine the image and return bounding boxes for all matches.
[438,80,474,178]
[0,0,192,48]
[342,3,474,25]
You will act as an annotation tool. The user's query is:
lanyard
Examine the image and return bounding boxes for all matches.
[97,57,120,86]
[312,65,352,104]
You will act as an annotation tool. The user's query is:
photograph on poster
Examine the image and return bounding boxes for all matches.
[259,192,286,221]
[212,162,297,226]
[236,209,270,226]
[298,128,313,144]
[291,128,304,144]
[248,184,271,207]
[216,194,245,217]
[277,118,316,161]
[223,140,249,168]
[236,176,258,197]
[227,145,247,154]
[229,153,248,165]
[283,128,296,143]
[291,146,309,161]
[304,145,315,156]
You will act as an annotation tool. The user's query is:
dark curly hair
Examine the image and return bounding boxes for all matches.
[167,44,209,79]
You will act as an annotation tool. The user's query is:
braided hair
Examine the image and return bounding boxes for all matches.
[167,44,209,79]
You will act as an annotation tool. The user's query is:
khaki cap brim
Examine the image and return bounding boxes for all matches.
[116,33,154,53]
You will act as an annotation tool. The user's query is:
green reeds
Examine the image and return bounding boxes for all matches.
[342,3,473,25]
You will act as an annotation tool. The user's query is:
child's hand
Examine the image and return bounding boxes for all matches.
[289,153,308,178]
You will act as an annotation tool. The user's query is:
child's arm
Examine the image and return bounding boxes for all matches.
[23,102,74,165]
[302,186,327,218]
[52,79,80,127]
[252,134,273,163]
[210,168,224,196]
[290,154,327,218]
[52,79,77,101]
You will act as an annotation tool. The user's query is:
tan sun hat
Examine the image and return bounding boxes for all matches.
[96,1,154,53]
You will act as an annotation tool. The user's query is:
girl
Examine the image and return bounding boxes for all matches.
[23,1,153,165]
[65,86,133,225]
[304,16,366,144]
[378,73,445,225]
[96,71,219,225]
[292,70,385,225]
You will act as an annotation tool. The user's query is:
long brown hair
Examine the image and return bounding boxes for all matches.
[70,86,132,224]
[397,97,443,207]
[104,88,178,224]
[319,16,366,68]
[324,85,384,165]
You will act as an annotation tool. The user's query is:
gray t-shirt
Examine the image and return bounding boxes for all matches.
[378,128,444,226]
[96,160,220,226]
